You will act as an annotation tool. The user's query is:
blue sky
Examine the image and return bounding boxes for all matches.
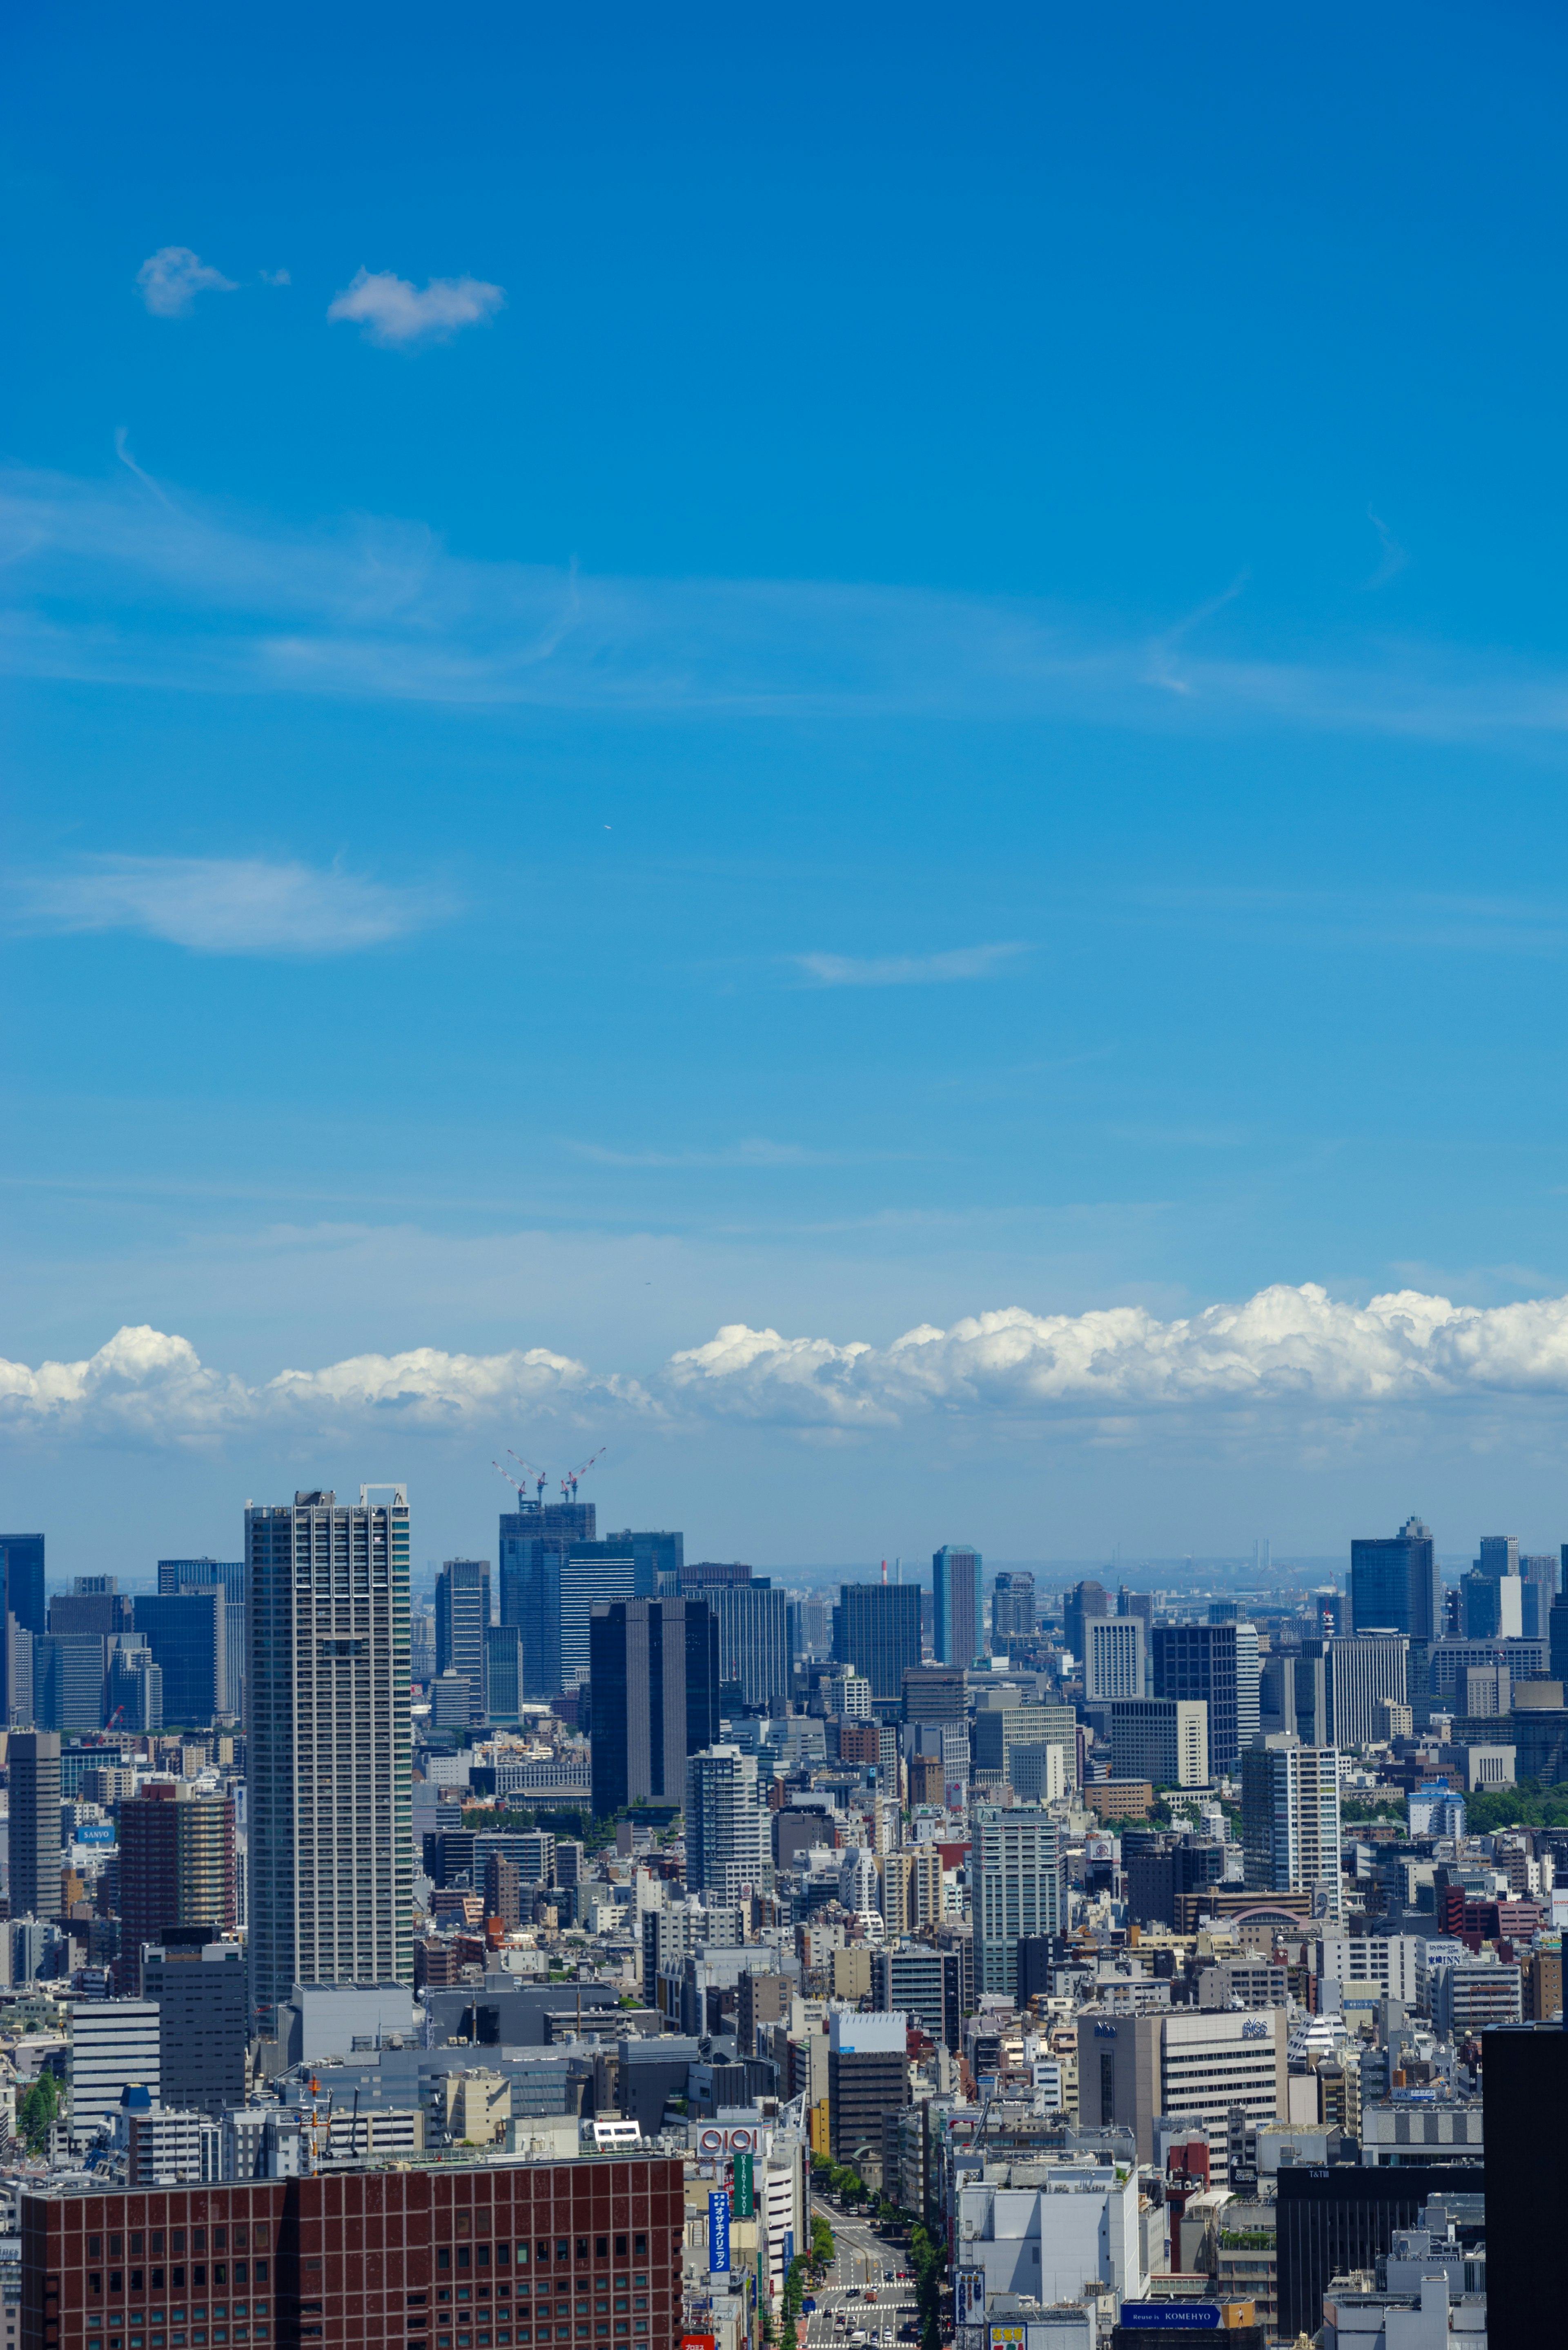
[6,2,1568,1577]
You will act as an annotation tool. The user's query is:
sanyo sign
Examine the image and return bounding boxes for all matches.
[693,2125,773,2156]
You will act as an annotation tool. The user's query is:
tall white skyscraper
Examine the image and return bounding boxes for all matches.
[684,1745,771,1906]
[246,1486,412,2026]
[973,1804,1065,1995]
[1234,1621,1262,1751]
[1084,1615,1145,1702]
[1240,1734,1341,1920]
[1328,1632,1409,1749]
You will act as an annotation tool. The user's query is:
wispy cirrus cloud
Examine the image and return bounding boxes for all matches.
[327,268,505,348]
[18,1281,1568,1448]
[135,247,237,318]
[6,464,1568,744]
[791,943,1028,988]
[15,856,448,956]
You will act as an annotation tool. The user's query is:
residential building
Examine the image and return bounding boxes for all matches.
[1329,1634,1410,1748]
[1350,1520,1442,1643]
[157,1561,246,1715]
[69,1999,160,2136]
[1109,1697,1209,1787]
[1241,1735,1342,1918]
[132,1591,225,1726]
[1076,2005,1288,2176]
[933,1545,983,1666]
[1084,1616,1145,1703]
[991,1572,1036,1643]
[435,1559,491,1724]
[684,1745,772,1904]
[245,1485,413,2027]
[714,1581,791,1707]
[973,1805,1065,1995]
[827,2008,908,2174]
[833,1584,922,1708]
[590,1596,719,1815]
[870,1945,960,2049]
[9,1730,60,1923]
[118,1784,237,1990]
[881,1844,944,1938]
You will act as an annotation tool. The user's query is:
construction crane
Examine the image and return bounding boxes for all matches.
[561,1447,606,1503]
[492,1454,550,1503]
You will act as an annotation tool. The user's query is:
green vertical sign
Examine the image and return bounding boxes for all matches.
[733,2151,754,2217]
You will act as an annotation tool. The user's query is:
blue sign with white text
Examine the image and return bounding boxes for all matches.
[76,1823,115,1844]
[1119,2308,1219,2330]
[708,2190,730,2273]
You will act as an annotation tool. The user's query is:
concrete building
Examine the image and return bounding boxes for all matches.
[1329,1635,1410,1750]
[1085,1616,1145,1704]
[144,1938,249,2115]
[245,1485,413,2027]
[1241,1735,1342,1920]
[1075,2005,1289,2176]
[991,1574,1036,1644]
[827,2008,908,2176]
[933,1546,983,1667]
[1431,1960,1521,2038]
[953,2156,1144,2308]
[684,1747,772,1905]
[1109,1698,1209,1788]
[69,2000,161,2137]
[435,1559,490,1725]
[714,1582,790,1708]
[870,1945,960,2050]
[8,1732,60,1924]
[973,1806,1065,1995]
[118,1784,237,1992]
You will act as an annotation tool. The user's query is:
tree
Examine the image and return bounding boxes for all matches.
[18,2070,58,2156]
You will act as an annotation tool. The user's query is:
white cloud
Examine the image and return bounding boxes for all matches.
[135,247,238,318]
[260,268,292,288]
[793,944,1027,988]
[18,1282,1568,1447]
[327,268,504,348]
[17,856,447,956]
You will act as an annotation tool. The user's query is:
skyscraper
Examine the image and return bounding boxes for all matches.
[1064,1579,1110,1664]
[1241,1735,1341,1918]
[0,1535,46,1638]
[9,1730,60,1922]
[684,1744,771,1905]
[484,1623,523,1723]
[435,1558,491,1723]
[973,1805,1065,1995]
[1327,1633,1409,1749]
[932,1545,983,1666]
[991,1572,1036,1643]
[158,1560,246,1716]
[1084,1616,1145,1703]
[134,1591,226,1726]
[1350,1518,1441,1642]
[590,1596,719,1817]
[118,1781,237,1993]
[498,1497,594,1701]
[832,1583,922,1708]
[1152,1623,1248,1771]
[714,1582,790,1707]
[1520,1554,1558,1640]
[246,1486,412,2028]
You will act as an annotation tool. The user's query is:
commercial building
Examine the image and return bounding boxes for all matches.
[1261,1648,1330,1744]
[713,1582,790,1708]
[9,1730,60,1923]
[483,1624,523,1723]
[1241,1736,1342,1918]
[19,2156,688,2350]
[1085,1616,1145,1704]
[870,1945,960,2049]
[933,1545,983,1666]
[953,2158,1144,2308]
[31,1637,108,1735]
[1350,1519,1441,1643]
[827,2008,908,2172]
[972,1699,1078,1787]
[132,1592,225,1728]
[143,1939,250,2116]
[1152,1623,1258,1773]
[245,1485,413,2027]
[157,1562,246,1717]
[991,1572,1036,1643]
[118,1785,238,1992]
[1109,1699,1208,1788]
[497,1496,597,1699]
[589,1597,719,1816]
[973,1806,1065,1995]
[435,1560,490,1725]
[1431,1960,1521,2038]
[69,2000,160,2136]
[1275,2165,1481,2343]
[1076,2006,1288,2177]
[1065,1580,1109,1664]
[1486,2023,1568,2350]
[833,1584,922,1709]
[48,1582,133,1640]
[684,1746,772,1905]
[1329,1635,1409,1749]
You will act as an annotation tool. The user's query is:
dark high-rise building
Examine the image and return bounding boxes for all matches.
[499,1498,595,1700]
[679,1560,751,1590]
[991,1572,1036,1642]
[1486,2023,1568,2350]
[1520,1554,1558,1640]
[588,1596,719,1817]
[158,1559,246,1715]
[1350,1517,1441,1641]
[31,1635,106,1733]
[1064,1579,1110,1664]
[133,1590,225,1726]
[144,1936,249,2114]
[484,1851,521,1927]
[9,1730,60,1922]
[1152,1623,1245,1771]
[933,1545,983,1665]
[485,1622,523,1722]
[436,1558,491,1723]
[833,1583,922,1707]
[118,1783,238,1992]
[604,1529,684,1588]
[1261,1647,1329,1744]
[1275,2164,1481,2343]
[714,1581,790,1707]
[0,1535,45,1637]
[47,1580,133,1639]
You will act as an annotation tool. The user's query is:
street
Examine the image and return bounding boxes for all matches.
[803,2201,919,2350]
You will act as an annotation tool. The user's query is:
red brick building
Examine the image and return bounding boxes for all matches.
[22,2158,684,2350]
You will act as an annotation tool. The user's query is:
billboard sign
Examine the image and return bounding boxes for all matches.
[733,2151,754,2218]
[76,1822,115,1845]
[955,2270,987,2328]
[1118,2308,1219,2330]
[708,2190,731,2274]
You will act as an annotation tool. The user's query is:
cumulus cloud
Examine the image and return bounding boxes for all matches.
[327,268,504,348]
[16,855,448,956]
[18,1282,1568,1447]
[793,944,1028,988]
[135,247,238,318]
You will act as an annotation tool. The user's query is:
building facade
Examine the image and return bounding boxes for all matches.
[589,1598,719,1817]
[9,1731,61,1923]
[1328,1634,1409,1749]
[1109,1698,1209,1787]
[683,1746,771,1906]
[833,1585,922,1709]
[991,1572,1036,1644]
[1084,1617,1145,1703]
[435,1561,491,1726]
[713,1583,790,1708]
[133,1594,226,1729]
[973,1805,1065,1995]
[1240,1735,1342,1919]
[498,1498,595,1702]
[1350,1519,1441,1643]
[157,1563,246,1718]
[932,1547,983,1667]
[245,1486,413,2027]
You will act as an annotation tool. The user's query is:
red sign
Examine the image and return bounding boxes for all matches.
[682,2336,717,2350]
